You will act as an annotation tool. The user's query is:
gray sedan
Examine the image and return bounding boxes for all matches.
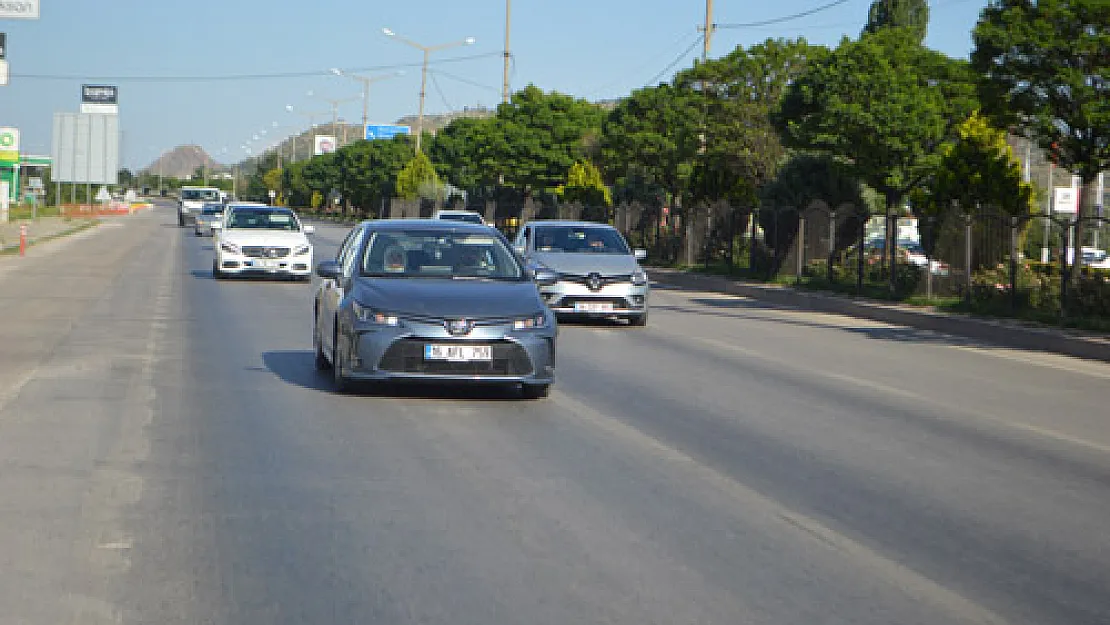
[313,220,557,399]
[193,203,225,236]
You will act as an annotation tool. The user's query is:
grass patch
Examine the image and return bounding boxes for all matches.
[5,204,67,220]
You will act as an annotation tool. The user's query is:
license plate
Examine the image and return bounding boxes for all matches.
[252,259,280,269]
[574,301,613,312]
[424,344,492,362]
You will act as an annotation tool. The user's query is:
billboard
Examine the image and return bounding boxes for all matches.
[0,1,39,19]
[314,135,337,155]
[80,84,119,115]
[51,113,120,184]
[0,127,18,163]
[365,124,410,141]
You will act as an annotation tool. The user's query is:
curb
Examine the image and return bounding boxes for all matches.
[647,268,1110,364]
[0,219,101,255]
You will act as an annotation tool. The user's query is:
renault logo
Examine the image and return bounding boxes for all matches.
[587,272,602,292]
[445,319,474,336]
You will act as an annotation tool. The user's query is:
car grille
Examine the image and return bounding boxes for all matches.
[378,339,533,376]
[241,246,290,259]
[559,273,631,288]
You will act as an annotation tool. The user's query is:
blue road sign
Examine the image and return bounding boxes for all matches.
[365,124,411,141]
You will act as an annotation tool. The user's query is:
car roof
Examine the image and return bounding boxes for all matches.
[525,220,618,229]
[435,209,481,215]
[228,204,292,211]
[358,219,495,233]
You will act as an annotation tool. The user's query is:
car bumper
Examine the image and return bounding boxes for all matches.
[341,322,556,385]
[540,280,649,316]
[216,251,313,277]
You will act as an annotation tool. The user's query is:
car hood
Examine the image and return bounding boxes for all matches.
[221,230,308,247]
[531,252,640,277]
[352,278,543,319]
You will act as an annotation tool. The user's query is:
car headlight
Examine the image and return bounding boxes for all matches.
[631,268,648,286]
[352,301,399,326]
[513,312,549,330]
[293,244,311,256]
[220,241,240,254]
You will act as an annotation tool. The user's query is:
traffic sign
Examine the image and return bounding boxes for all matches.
[0,1,39,19]
[364,124,410,141]
[0,127,18,163]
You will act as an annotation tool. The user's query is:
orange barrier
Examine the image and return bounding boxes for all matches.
[60,203,146,217]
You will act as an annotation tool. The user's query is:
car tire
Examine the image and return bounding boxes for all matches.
[313,320,332,371]
[332,329,352,393]
[178,215,184,227]
[212,260,224,280]
[521,383,550,400]
[628,311,648,327]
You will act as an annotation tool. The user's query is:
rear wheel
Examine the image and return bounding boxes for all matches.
[521,383,551,400]
[628,310,648,327]
[212,260,224,280]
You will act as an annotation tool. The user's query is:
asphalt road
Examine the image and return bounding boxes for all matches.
[2,202,1109,624]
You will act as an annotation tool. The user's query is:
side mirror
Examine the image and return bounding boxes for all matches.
[303,225,316,235]
[316,260,342,279]
[211,222,223,230]
[532,268,558,287]
[634,248,648,261]
[513,244,526,256]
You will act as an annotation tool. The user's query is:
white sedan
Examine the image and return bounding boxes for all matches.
[212,204,315,281]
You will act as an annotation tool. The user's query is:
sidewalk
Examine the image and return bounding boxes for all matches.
[647,267,1110,363]
[0,216,99,253]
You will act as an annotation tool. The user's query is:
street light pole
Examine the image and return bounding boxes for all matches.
[330,68,405,136]
[503,0,512,103]
[382,28,476,153]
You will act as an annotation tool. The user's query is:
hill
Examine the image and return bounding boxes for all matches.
[142,145,222,179]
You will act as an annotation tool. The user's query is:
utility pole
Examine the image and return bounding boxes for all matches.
[503,0,512,104]
[702,0,713,61]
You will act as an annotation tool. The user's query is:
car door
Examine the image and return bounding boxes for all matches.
[318,226,363,354]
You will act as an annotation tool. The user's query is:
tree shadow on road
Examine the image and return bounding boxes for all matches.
[261,350,525,401]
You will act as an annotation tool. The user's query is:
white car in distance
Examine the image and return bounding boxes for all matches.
[212,204,315,281]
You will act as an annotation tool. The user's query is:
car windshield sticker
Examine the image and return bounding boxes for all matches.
[384,246,406,273]
[269,213,292,224]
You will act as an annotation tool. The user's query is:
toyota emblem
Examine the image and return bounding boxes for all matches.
[587,272,602,292]
[445,319,474,336]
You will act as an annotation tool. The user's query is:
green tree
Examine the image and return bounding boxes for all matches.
[339,138,413,216]
[862,0,930,44]
[972,0,1110,270]
[556,160,612,216]
[428,117,502,196]
[262,168,284,205]
[775,27,977,290]
[396,151,442,200]
[494,85,605,196]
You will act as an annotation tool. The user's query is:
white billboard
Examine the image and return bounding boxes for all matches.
[0,1,39,19]
[1053,186,1078,214]
[314,135,337,156]
[51,112,120,184]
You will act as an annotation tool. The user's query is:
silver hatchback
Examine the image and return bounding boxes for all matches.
[513,221,650,326]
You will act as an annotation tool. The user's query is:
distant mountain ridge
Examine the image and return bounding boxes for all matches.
[142,145,222,179]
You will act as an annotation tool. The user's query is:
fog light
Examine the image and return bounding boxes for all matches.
[632,295,645,305]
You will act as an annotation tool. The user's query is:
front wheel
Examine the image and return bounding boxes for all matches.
[212,260,224,280]
[628,311,648,327]
[521,383,550,400]
[313,319,331,371]
[332,331,353,393]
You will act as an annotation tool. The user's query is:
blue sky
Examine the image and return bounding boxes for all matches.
[0,0,987,170]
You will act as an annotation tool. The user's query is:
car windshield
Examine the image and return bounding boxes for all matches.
[182,189,220,201]
[438,213,484,224]
[361,230,523,280]
[533,226,631,255]
[201,205,224,215]
[226,209,300,231]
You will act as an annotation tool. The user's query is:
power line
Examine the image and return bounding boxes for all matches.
[429,71,455,113]
[582,29,701,98]
[429,69,501,93]
[10,51,503,83]
[716,0,851,29]
[645,34,705,86]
